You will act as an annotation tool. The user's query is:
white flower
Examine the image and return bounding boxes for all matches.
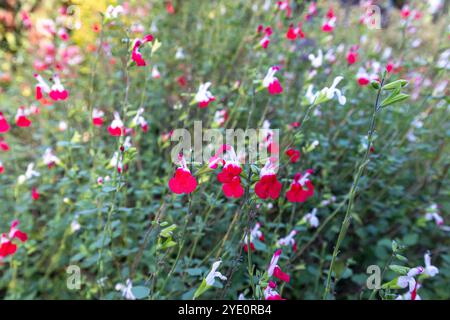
[262,66,280,88]
[205,261,227,286]
[105,5,124,19]
[71,218,81,233]
[304,208,319,228]
[194,82,215,105]
[277,230,297,248]
[18,163,40,184]
[43,148,60,166]
[175,48,185,60]
[115,279,136,300]
[425,204,444,226]
[322,76,346,105]
[308,49,323,68]
[397,267,424,292]
[244,223,263,244]
[424,252,439,277]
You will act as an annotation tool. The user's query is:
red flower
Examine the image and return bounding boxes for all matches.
[285,148,300,163]
[273,265,291,283]
[286,170,314,203]
[216,146,244,199]
[347,50,358,65]
[255,158,282,200]
[0,112,10,133]
[32,187,40,200]
[92,109,104,127]
[0,220,28,261]
[168,154,197,194]
[0,138,9,151]
[286,23,305,41]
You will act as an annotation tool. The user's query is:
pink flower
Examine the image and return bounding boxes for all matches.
[32,187,40,200]
[286,170,314,203]
[262,66,283,95]
[255,157,282,200]
[168,154,197,194]
[131,34,154,66]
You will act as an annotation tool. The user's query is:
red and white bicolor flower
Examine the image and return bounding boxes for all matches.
[0,112,10,133]
[108,112,125,137]
[15,107,32,127]
[0,161,4,174]
[0,220,28,261]
[277,230,298,252]
[308,49,323,68]
[215,145,244,199]
[213,109,228,127]
[267,249,290,283]
[34,73,69,101]
[286,23,305,41]
[264,281,283,300]
[397,266,424,300]
[131,34,154,67]
[115,279,136,300]
[43,148,60,168]
[243,222,264,252]
[424,252,439,277]
[276,1,292,18]
[286,170,314,203]
[304,208,319,228]
[262,66,283,95]
[92,109,105,127]
[31,187,40,200]
[132,108,149,133]
[205,260,227,286]
[322,8,336,33]
[168,153,197,194]
[257,25,272,49]
[255,157,282,200]
[396,283,422,300]
[194,82,216,108]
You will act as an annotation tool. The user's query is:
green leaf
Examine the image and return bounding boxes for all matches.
[382,79,408,90]
[380,93,409,107]
[388,265,410,275]
[131,286,150,299]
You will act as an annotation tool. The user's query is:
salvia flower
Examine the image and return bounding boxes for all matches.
[105,5,124,20]
[267,249,290,283]
[43,148,60,168]
[264,281,283,300]
[314,76,346,105]
[131,108,149,132]
[397,266,424,297]
[425,203,444,226]
[205,260,228,286]
[216,145,244,198]
[303,208,319,228]
[0,112,10,133]
[15,107,32,127]
[213,109,228,127]
[194,82,216,108]
[168,153,197,194]
[32,187,40,200]
[286,170,314,203]
[286,23,305,41]
[0,161,4,174]
[255,157,282,200]
[277,230,297,252]
[285,148,300,163]
[18,163,40,184]
[308,49,323,68]
[0,220,28,261]
[115,279,136,300]
[262,66,283,95]
[243,222,264,252]
[424,252,439,277]
[92,109,105,127]
[131,34,154,66]
[151,65,161,79]
[108,112,125,137]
